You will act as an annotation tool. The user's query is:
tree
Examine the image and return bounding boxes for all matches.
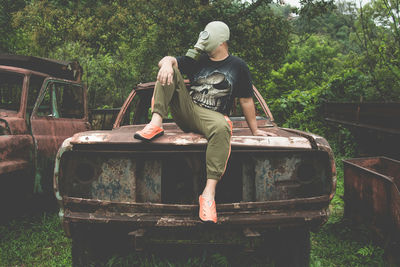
[351,0,400,101]
[9,0,291,108]
[0,0,26,53]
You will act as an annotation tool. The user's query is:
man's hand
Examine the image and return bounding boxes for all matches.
[252,129,277,136]
[239,97,277,137]
[157,56,177,86]
[157,64,174,86]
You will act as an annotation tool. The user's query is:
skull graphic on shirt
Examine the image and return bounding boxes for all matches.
[189,72,231,111]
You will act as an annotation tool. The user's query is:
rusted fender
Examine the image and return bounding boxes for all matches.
[53,137,74,219]
[282,128,337,201]
[343,157,400,238]
[0,135,34,176]
[0,117,29,135]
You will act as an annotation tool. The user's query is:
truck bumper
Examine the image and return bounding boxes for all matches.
[60,195,330,236]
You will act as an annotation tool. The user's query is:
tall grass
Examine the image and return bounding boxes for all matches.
[0,157,389,266]
[0,212,71,266]
[309,159,387,267]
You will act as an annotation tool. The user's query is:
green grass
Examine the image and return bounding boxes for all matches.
[0,212,71,266]
[0,157,390,266]
[309,159,387,267]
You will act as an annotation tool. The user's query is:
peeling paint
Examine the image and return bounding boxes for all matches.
[1,57,87,206]
[53,79,336,246]
[343,157,400,239]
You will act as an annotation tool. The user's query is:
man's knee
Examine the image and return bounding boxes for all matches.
[155,67,183,87]
[172,66,184,83]
[210,120,231,137]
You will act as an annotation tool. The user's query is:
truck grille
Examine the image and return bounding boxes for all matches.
[59,150,332,204]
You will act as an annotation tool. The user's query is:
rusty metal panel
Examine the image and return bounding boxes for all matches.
[30,78,89,193]
[31,118,89,193]
[343,157,400,239]
[255,156,301,201]
[324,102,400,134]
[63,208,328,228]
[0,134,34,176]
[136,160,162,203]
[0,54,82,81]
[1,57,87,201]
[61,153,162,203]
[242,158,255,202]
[60,151,331,205]
[62,195,330,228]
[92,158,137,202]
[254,153,330,201]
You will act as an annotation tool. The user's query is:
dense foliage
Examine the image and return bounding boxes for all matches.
[1,0,291,108]
[1,0,399,147]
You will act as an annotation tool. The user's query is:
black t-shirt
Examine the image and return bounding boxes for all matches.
[176,54,253,115]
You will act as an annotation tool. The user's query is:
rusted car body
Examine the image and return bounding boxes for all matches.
[343,157,400,240]
[0,55,89,212]
[54,82,336,266]
[323,102,400,135]
[324,102,400,160]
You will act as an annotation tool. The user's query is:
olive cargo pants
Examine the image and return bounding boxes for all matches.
[152,67,232,180]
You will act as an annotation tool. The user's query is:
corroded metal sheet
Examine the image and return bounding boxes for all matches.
[343,157,400,239]
[92,158,137,202]
[69,128,311,149]
[232,136,311,148]
[0,159,30,175]
[242,158,255,202]
[60,151,331,206]
[0,54,82,81]
[63,208,328,228]
[255,156,301,201]
[0,134,34,175]
[0,117,29,135]
[30,117,89,193]
[1,61,87,197]
[136,160,162,203]
[60,153,162,203]
[253,154,331,201]
[62,194,330,228]
[63,195,331,213]
[53,78,337,243]
[324,102,400,134]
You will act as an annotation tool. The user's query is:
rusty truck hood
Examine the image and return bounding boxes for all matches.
[68,123,313,149]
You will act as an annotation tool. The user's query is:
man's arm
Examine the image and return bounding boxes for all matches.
[239,97,274,136]
[157,56,178,86]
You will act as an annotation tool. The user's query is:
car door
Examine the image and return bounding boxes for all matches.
[30,78,89,193]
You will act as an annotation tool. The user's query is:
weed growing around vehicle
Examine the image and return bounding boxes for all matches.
[0,156,390,266]
[0,212,71,266]
[309,159,387,267]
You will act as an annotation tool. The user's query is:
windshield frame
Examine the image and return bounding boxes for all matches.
[0,69,25,114]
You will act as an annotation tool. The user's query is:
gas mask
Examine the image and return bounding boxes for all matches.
[186,21,230,60]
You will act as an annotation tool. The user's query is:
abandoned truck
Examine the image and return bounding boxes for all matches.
[54,81,336,266]
[0,54,89,214]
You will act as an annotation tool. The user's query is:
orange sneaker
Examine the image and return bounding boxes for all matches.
[199,195,217,223]
[134,124,164,141]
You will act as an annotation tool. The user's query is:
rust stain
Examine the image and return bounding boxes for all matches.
[343,156,400,239]
[51,78,336,246]
[1,56,87,196]
[324,102,400,134]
